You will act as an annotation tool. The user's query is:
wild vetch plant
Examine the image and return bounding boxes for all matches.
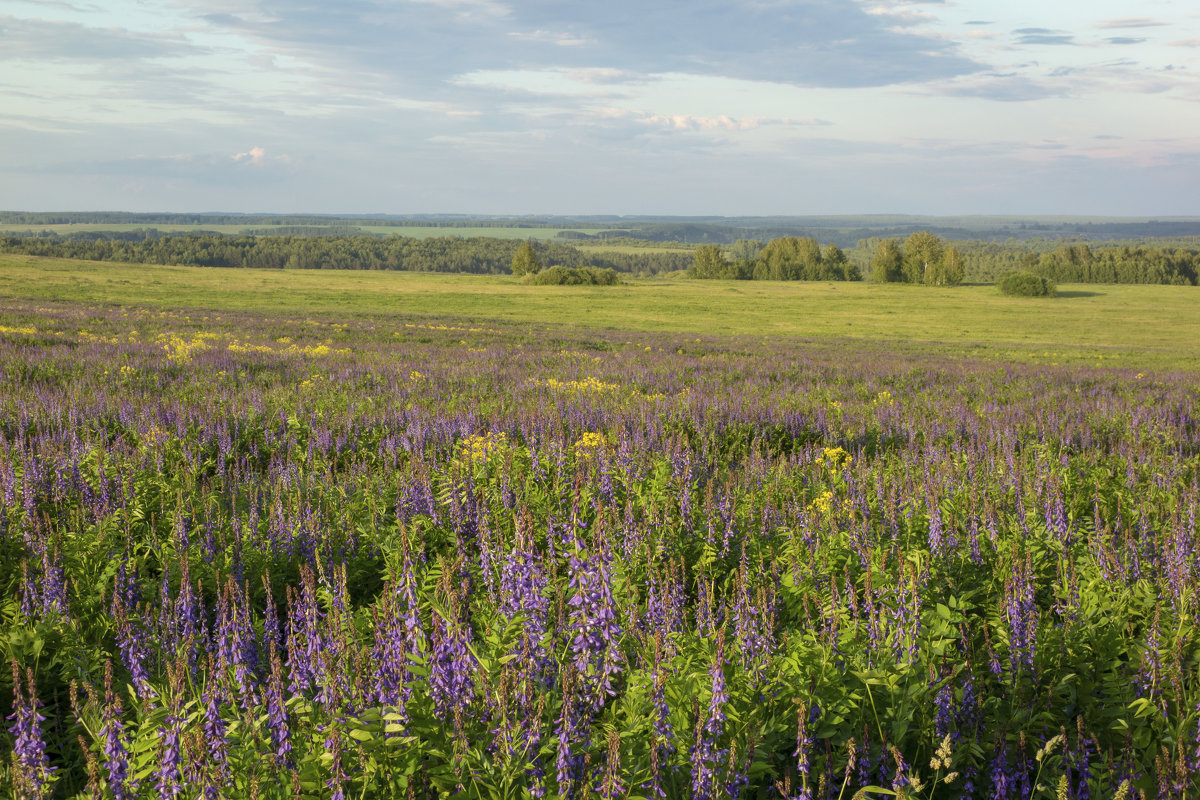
[0,298,1198,797]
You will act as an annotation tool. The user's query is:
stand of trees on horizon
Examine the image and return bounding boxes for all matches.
[868,232,965,285]
[2,228,1199,286]
[0,234,691,276]
[998,242,1198,285]
[688,233,964,284]
[690,232,1200,286]
[687,237,860,281]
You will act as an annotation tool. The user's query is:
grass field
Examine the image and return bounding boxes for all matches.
[1,253,1197,369]
[575,243,696,255]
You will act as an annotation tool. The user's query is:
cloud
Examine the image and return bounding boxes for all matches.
[1105,37,1145,45]
[616,110,833,132]
[191,0,985,91]
[233,146,267,165]
[27,147,297,184]
[564,68,648,85]
[1170,39,1200,48]
[1096,17,1166,29]
[0,14,202,61]
[938,75,1071,102]
[862,4,938,27]
[508,29,590,46]
[1012,28,1075,46]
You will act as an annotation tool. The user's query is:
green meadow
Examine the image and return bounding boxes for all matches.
[1,253,1197,369]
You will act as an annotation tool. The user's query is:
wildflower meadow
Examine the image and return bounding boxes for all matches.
[1,297,1197,799]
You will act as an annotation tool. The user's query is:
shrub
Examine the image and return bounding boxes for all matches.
[998,270,1056,297]
[524,266,620,286]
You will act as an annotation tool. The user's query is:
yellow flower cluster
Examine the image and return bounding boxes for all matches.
[228,340,275,356]
[875,390,894,405]
[806,490,855,518]
[0,324,37,336]
[79,330,123,345]
[402,322,495,334]
[460,432,509,464]
[409,370,426,382]
[140,424,169,448]
[281,343,351,358]
[159,334,210,364]
[535,377,620,395]
[573,431,607,460]
[807,491,835,516]
[298,372,324,390]
[815,446,852,470]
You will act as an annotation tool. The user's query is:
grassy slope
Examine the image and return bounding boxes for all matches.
[1,253,1197,368]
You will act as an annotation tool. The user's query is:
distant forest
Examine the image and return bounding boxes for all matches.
[2,222,1199,285]
[0,233,692,275]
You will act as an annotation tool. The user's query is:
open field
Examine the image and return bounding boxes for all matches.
[1,258,1198,797]
[1,253,1197,368]
[575,243,697,255]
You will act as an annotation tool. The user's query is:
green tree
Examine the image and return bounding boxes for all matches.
[511,241,542,276]
[730,239,764,261]
[822,243,849,281]
[937,246,965,286]
[758,237,822,281]
[903,231,944,284]
[870,239,904,283]
[688,244,728,279]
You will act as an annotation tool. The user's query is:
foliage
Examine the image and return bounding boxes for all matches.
[6,227,1198,286]
[901,231,946,284]
[0,234,691,276]
[867,239,1200,286]
[865,233,965,286]
[870,239,904,283]
[511,241,543,276]
[998,270,1057,297]
[688,245,731,279]
[523,265,620,285]
[688,237,858,282]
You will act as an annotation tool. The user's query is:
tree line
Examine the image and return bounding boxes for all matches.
[688,233,965,284]
[0,234,691,275]
[687,237,860,281]
[4,229,1197,286]
[1026,243,1198,285]
[691,232,1199,286]
[867,231,965,285]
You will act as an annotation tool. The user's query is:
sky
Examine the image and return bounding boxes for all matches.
[1,0,1198,215]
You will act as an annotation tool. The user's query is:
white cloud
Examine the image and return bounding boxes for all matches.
[232,146,290,166]
[1096,17,1166,29]
[584,107,831,132]
[233,146,267,165]
[508,29,591,46]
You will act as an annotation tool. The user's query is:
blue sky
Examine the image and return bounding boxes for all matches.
[1,0,1197,214]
